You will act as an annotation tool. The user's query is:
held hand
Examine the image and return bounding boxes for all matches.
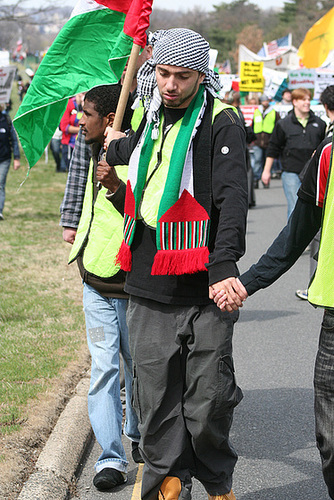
[97,160,121,193]
[104,126,126,150]
[13,159,20,170]
[209,277,248,312]
[63,227,77,244]
[234,278,248,300]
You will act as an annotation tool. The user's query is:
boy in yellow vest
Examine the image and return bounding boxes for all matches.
[61,84,143,492]
[251,94,280,189]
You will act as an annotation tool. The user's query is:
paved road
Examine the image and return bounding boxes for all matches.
[73,180,329,499]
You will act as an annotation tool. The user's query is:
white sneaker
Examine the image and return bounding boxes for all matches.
[0,213,4,221]
[295,289,308,300]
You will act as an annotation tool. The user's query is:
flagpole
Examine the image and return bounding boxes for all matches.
[112,42,141,131]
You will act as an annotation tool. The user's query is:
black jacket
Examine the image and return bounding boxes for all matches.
[266,109,326,174]
[0,112,20,163]
[239,135,334,296]
[106,97,248,305]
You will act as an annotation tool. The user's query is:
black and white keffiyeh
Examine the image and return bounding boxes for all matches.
[134,28,222,138]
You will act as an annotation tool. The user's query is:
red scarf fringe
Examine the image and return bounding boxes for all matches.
[151,247,209,276]
[116,241,132,271]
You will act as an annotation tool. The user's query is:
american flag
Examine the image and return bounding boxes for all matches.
[221,59,231,74]
[258,34,292,59]
[267,40,279,56]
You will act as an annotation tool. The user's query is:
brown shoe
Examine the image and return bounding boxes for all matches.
[207,490,236,500]
[158,476,182,500]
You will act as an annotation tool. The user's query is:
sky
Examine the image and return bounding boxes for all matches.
[21,0,286,13]
[146,0,284,12]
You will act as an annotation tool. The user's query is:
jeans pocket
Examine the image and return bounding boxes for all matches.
[213,354,243,417]
[132,364,142,423]
[322,310,334,332]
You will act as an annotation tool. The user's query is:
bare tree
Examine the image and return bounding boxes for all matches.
[230,24,263,69]
[0,2,70,54]
[149,8,184,32]
[0,0,56,23]
[179,7,211,41]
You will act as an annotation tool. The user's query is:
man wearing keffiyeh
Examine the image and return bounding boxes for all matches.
[97,28,248,500]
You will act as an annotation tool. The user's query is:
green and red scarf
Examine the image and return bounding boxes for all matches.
[117,86,211,275]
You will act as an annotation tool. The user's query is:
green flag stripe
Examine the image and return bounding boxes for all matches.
[14,8,131,167]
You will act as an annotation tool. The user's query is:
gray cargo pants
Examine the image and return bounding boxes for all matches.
[127,296,243,500]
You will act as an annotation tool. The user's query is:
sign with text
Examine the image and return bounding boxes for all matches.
[262,67,287,100]
[0,51,10,67]
[314,71,334,100]
[240,105,258,127]
[209,49,218,70]
[218,74,235,94]
[239,61,264,92]
[288,69,316,89]
[0,66,16,104]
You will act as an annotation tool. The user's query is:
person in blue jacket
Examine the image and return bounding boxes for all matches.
[0,102,20,220]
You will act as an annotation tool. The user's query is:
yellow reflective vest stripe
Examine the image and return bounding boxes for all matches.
[68,160,128,278]
[308,151,334,309]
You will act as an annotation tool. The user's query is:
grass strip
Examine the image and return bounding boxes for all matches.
[0,157,86,436]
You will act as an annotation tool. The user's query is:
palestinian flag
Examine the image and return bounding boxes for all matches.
[13,0,152,167]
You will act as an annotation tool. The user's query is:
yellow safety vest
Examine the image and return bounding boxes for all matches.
[308,143,334,309]
[68,160,127,278]
[140,100,238,228]
[253,108,277,134]
[131,102,145,132]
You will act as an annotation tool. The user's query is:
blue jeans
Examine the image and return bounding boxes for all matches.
[271,158,282,175]
[0,159,11,213]
[251,145,266,181]
[83,283,140,473]
[281,171,301,220]
[50,138,62,171]
[314,310,334,499]
[60,143,72,172]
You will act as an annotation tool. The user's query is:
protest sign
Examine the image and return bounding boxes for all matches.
[0,66,16,104]
[218,74,235,94]
[288,68,316,89]
[314,70,334,100]
[0,51,10,66]
[239,61,264,92]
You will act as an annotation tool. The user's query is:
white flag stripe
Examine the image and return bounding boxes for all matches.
[71,0,107,19]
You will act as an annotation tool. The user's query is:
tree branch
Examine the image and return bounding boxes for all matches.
[0,0,61,23]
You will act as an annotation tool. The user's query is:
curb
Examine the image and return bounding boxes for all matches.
[18,375,92,500]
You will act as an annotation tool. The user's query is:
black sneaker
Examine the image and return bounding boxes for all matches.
[132,441,144,463]
[0,213,4,221]
[93,468,126,491]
